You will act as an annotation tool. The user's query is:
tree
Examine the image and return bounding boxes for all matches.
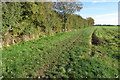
[52,2,83,31]
[2,2,90,46]
[86,17,95,26]
[2,2,23,35]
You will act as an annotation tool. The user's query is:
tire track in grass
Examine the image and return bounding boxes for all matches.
[42,31,85,78]
[37,27,96,78]
[88,28,97,56]
[90,28,108,57]
[41,27,96,78]
[37,30,83,78]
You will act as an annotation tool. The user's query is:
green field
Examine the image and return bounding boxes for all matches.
[1,26,119,78]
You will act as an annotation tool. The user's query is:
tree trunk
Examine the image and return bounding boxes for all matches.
[62,13,67,32]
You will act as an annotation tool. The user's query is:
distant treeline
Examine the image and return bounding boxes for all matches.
[94,25,119,26]
[1,2,94,46]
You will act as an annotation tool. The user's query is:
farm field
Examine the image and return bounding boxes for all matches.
[44,26,119,78]
[1,26,119,78]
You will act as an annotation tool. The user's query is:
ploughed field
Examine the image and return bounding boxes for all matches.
[1,26,119,78]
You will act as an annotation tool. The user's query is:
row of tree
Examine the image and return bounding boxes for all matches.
[2,2,94,46]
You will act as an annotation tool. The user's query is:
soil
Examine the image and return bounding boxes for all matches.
[90,30,107,57]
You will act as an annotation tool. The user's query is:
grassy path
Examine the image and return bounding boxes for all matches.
[2,27,95,78]
[42,27,96,78]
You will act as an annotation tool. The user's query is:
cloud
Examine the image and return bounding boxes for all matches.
[52,0,119,2]
[82,0,119,2]
[93,13,118,25]
[94,13,117,18]
[91,0,106,3]
[91,1,100,3]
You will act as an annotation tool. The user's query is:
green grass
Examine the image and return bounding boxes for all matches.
[2,26,119,78]
[95,26,119,59]
[2,27,95,78]
[89,26,119,78]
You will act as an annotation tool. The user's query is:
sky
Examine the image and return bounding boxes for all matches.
[52,0,119,25]
[75,0,119,25]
